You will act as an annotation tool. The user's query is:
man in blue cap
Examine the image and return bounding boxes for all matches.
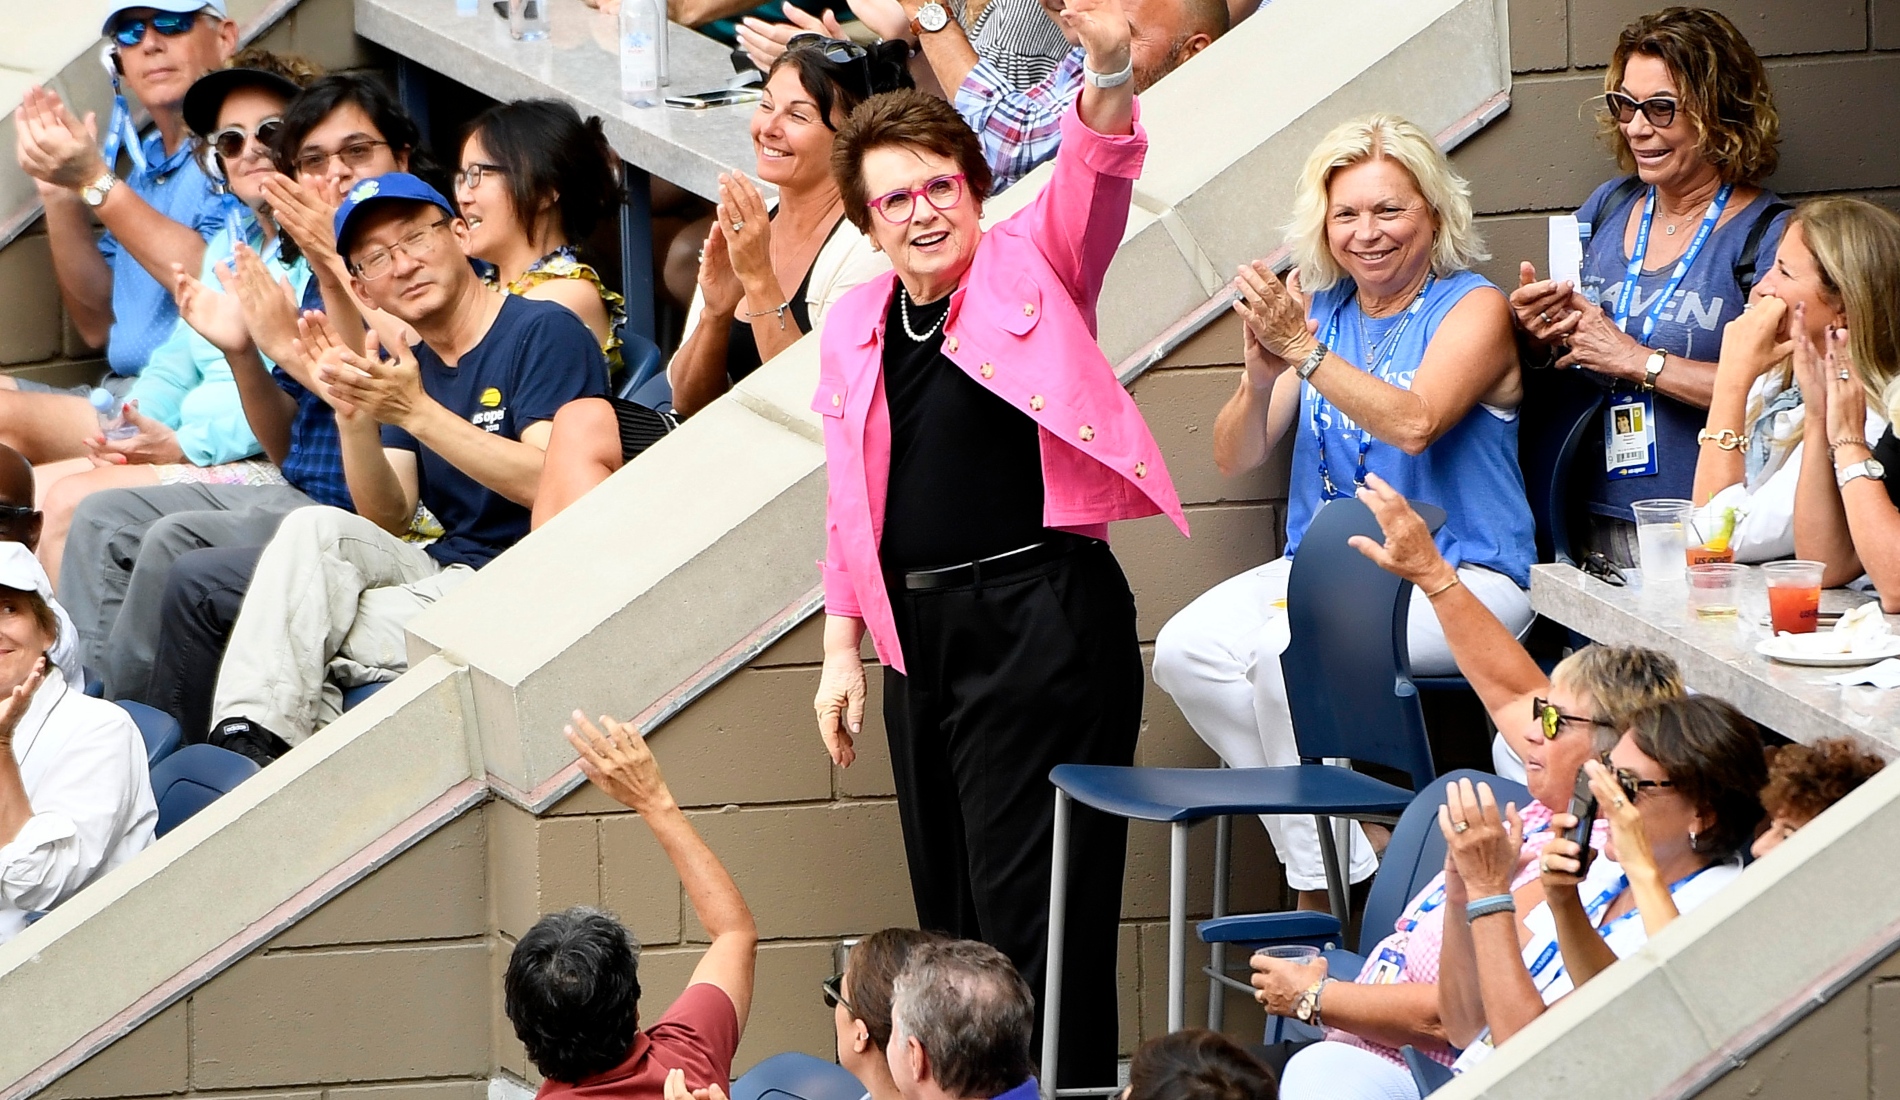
[3,2,235,461]
[203,174,607,763]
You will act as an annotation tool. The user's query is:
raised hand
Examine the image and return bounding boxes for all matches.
[737,5,849,70]
[564,710,676,816]
[14,86,106,190]
[1059,0,1133,75]
[0,659,46,752]
[174,262,254,355]
[1348,472,1458,590]
[845,0,910,43]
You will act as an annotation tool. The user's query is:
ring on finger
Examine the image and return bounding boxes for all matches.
[1538,311,1551,324]
[1839,369,1852,381]
[1452,820,1469,834]
[1540,856,1551,872]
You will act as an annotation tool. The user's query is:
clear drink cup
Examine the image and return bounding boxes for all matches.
[1687,563,1745,621]
[1631,499,1693,584]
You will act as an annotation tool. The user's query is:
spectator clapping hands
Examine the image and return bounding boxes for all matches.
[1438,777,1527,900]
[13,86,107,193]
[737,4,850,71]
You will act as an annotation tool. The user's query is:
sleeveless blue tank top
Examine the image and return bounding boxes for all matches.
[1283,269,1536,588]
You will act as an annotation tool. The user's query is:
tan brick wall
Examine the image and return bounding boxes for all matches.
[1692,942,1900,1100]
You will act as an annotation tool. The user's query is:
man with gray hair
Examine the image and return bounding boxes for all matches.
[887,941,1039,1100]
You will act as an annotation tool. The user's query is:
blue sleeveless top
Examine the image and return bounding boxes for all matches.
[1284,269,1536,588]
[1568,177,1790,519]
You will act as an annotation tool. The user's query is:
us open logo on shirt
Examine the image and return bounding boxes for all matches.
[472,387,505,432]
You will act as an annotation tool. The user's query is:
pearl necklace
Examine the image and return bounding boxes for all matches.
[898,286,947,342]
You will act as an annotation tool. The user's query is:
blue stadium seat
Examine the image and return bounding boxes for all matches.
[1403,1045,1456,1095]
[614,330,666,401]
[118,700,182,767]
[1041,498,1449,1090]
[729,1053,864,1100]
[341,681,389,712]
[149,744,260,837]
[83,669,104,698]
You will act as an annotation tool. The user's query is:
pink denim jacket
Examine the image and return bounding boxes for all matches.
[813,101,1190,674]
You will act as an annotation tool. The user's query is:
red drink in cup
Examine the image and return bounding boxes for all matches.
[1763,560,1826,635]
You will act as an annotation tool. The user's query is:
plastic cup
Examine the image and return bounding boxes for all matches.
[1631,499,1693,583]
[508,0,550,39]
[1254,944,1321,962]
[1685,543,1735,567]
[1764,560,1826,634]
[1687,563,1745,621]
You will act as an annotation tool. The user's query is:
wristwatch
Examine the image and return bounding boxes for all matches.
[79,171,118,208]
[1294,340,1329,381]
[909,1,949,35]
[1293,978,1331,1026]
[1640,347,1667,392]
[1083,56,1134,88]
[1837,458,1887,488]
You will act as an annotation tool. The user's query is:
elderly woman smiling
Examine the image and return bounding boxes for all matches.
[0,543,155,945]
[808,0,1185,1082]
[1153,113,1534,911]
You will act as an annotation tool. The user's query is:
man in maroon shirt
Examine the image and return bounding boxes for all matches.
[507,711,758,1098]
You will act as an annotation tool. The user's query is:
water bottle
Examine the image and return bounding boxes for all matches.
[656,2,670,87]
[455,0,478,17]
[620,0,662,107]
[89,388,137,441]
[508,0,551,39]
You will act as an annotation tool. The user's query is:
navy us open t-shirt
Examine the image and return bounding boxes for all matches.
[382,294,606,568]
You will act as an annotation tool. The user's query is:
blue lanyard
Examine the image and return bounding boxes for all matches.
[1307,273,1435,499]
[1611,183,1732,345]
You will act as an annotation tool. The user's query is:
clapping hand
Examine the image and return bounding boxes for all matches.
[566,711,677,817]
[1234,262,1316,363]
[1438,778,1524,899]
[1060,0,1132,76]
[716,173,775,296]
[14,86,106,191]
[174,261,254,356]
[737,4,849,70]
[314,324,424,429]
[223,243,307,372]
[85,401,185,466]
[262,173,346,271]
[0,659,46,752]
[696,221,744,320]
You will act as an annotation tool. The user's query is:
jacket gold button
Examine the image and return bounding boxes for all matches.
[980,362,994,379]
[1029,395,1045,411]
[831,393,841,407]
[1135,462,1148,478]
[946,336,959,353]
[1079,425,1095,442]
[1023,303,1035,317]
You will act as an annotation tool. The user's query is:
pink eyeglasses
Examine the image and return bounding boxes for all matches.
[866,173,966,225]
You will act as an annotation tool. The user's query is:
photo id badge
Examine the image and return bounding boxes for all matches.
[1604,393,1658,479]
[1366,945,1407,985]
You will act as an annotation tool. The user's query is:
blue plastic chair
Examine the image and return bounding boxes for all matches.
[82,669,105,699]
[613,330,666,401]
[729,1053,864,1100]
[1402,1045,1456,1095]
[340,680,390,712]
[148,744,260,837]
[119,700,182,767]
[1040,497,1446,1094]
[1196,769,1529,1042]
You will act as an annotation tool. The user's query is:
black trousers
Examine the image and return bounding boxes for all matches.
[884,540,1141,1088]
[133,544,264,740]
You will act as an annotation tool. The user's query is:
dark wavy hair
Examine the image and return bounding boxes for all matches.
[1598,6,1780,183]
[1762,738,1887,826]
[844,928,947,1050]
[273,72,440,187]
[833,89,993,236]
[1626,695,1767,861]
[768,37,913,132]
[1129,1030,1278,1100]
[505,907,641,1083]
[463,99,621,245]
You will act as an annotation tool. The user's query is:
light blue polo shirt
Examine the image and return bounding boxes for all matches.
[95,128,224,377]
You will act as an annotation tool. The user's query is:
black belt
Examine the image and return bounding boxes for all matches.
[898,534,1098,591]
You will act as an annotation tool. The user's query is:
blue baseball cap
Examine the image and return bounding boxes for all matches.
[333,173,457,263]
[102,0,229,36]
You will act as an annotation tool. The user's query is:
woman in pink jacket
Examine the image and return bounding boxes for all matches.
[808,0,1185,1083]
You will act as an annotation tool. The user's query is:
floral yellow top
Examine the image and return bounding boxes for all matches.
[483,245,626,377]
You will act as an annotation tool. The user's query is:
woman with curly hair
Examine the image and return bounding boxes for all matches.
[1512,7,1790,565]
[1127,1030,1277,1100]
[1754,738,1887,856]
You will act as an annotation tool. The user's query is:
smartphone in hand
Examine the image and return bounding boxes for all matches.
[1564,769,1597,876]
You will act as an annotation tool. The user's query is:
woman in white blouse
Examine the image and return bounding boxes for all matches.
[1689,199,1897,560]
[0,542,155,945]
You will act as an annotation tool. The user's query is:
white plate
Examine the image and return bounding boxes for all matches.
[1755,635,1900,667]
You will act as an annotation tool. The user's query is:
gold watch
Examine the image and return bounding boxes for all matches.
[1640,348,1667,392]
[79,172,118,208]
[1293,978,1331,1026]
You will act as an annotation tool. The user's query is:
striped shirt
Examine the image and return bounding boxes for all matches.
[960,0,1072,89]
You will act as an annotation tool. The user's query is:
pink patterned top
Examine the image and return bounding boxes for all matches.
[1325,800,1560,1069]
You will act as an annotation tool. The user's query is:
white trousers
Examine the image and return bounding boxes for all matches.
[1152,557,1533,891]
[211,507,474,744]
[1279,1040,1423,1100]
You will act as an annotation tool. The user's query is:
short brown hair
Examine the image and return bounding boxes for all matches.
[1599,7,1780,184]
[1550,644,1684,748]
[1129,1029,1277,1100]
[1626,695,1767,860]
[844,928,947,1050]
[1761,738,1887,827]
[832,89,993,236]
[227,46,323,87]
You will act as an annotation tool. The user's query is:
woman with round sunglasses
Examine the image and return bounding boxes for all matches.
[823,929,945,1100]
[456,99,624,371]
[34,52,321,587]
[528,35,909,527]
[1513,8,1790,567]
[810,0,1181,1085]
[1253,473,1684,1100]
[1438,694,1765,1080]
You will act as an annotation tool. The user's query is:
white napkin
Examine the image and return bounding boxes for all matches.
[1824,658,1900,689]
[1774,603,1894,656]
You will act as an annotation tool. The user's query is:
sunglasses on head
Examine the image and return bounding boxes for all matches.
[110,10,202,47]
[210,118,283,162]
[1531,697,1617,742]
[1604,91,1679,129]
[820,973,855,1015]
[784,34,875,98]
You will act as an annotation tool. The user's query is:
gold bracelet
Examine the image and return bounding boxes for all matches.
[1830,437,1871,454]
[1423,576,1462,599]
[1696,428,1749,451]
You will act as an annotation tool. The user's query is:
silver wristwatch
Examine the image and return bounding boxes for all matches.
[79,171,118,208]
[909,1,948,34]
[1838,457,1887,488]
[1294,341,1329,381]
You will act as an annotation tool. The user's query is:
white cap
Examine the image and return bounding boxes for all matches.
[0,543,56,605]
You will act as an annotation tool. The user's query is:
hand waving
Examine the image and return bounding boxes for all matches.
[0,659,46,752]
[1059,0,1133,75]
[565,710,677,816]
[1347,472,1458,590]
[174,262,254,356]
